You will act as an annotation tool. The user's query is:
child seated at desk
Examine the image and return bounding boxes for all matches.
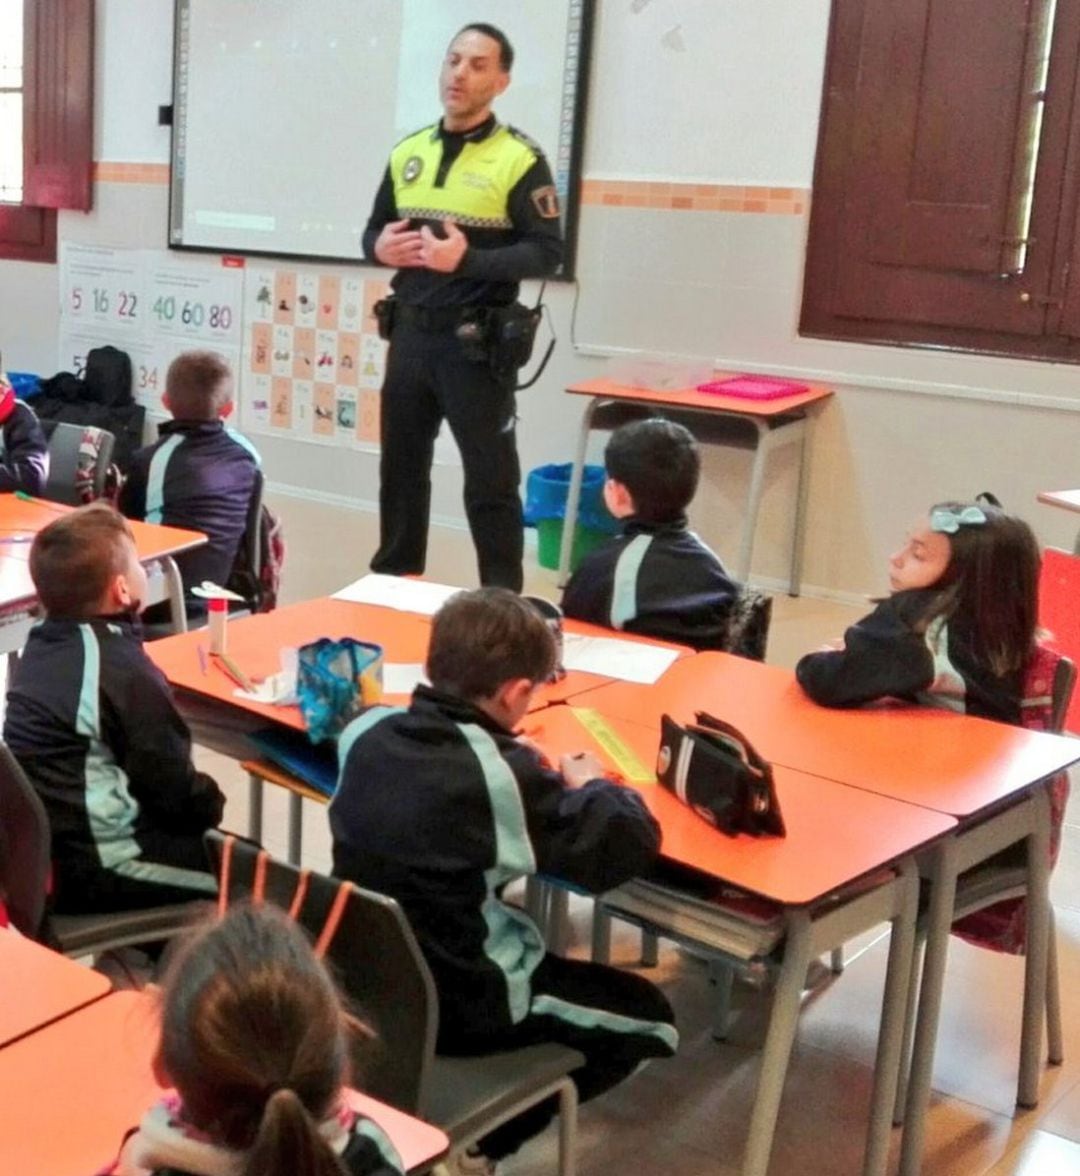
[330,587,677,1172]
[108,903,404,1176]
[0,370,48,496]
[561,418,741,651]
[3,503,224,918]
[119,350,259,622]
[795,499,1040,723]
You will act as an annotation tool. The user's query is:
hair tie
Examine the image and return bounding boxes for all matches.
[929,505,987,534]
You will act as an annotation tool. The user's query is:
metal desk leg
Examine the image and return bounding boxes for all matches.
[1018,786,1051,1107]
[160,556,188,634]
[741,909,813,1176]
[247,772,264,842]
[287,791,303,865]
[863,859,918,1176]
[788,416,813,597]
[899,837,960,1176]
[736,420,772,583]
[557,399,600,587]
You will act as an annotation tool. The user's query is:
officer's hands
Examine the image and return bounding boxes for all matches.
[419,220,468,272]
[374,219,424,267]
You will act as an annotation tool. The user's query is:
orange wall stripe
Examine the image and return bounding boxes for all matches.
[92,161,170,184]
[581,179,810,214]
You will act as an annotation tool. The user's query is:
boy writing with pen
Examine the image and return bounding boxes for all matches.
[4,503,225,919]
[330,587,677,1173]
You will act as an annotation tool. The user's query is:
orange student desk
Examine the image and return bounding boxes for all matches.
[0,991,450,1176]
[0,494,206,650]
[559,376,833,593]
[573,651,1080,818]
[0,932,111,1047]
[576,652,1080,1174]
[523,705,953,1176]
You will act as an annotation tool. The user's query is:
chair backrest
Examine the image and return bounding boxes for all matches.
[722,586,772,661]
[43,421,116,505]
[1038,547,1080,733]
[1051,657,1077,734]
[0,742,51,937]
[204,831,437,1113]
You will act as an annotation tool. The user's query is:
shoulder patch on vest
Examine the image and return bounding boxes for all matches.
[531,185,561,219]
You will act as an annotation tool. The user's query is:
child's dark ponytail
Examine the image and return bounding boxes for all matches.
[242,1088,346,1176]
[157,904,361,1176]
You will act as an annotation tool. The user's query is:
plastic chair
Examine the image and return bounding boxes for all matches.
[0,741,202,951]
[226,466,266,615]
[42,421,116,505]
[205,831,583,1175]
[1039,547,1080,733]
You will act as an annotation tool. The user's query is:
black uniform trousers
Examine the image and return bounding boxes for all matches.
[370,320,524,592]
[437,953,678,1160]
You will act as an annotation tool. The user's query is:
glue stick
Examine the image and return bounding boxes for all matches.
[207,596,228,655]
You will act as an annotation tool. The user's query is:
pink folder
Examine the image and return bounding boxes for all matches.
[697,375,808,401]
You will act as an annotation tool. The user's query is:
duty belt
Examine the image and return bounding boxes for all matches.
[396,303,471,332]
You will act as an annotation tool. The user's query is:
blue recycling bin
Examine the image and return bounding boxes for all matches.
[524,462,619,571]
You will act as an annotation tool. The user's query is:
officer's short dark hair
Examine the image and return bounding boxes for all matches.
[30,502,134,618]
[605,418,700,524]
[427,588,554,700]
[454,23,514,71]
[166,350,233,421]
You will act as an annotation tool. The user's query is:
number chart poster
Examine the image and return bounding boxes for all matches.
[240,267,389,451]
[58,244,244,412]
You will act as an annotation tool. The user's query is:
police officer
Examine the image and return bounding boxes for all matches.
[363,22,563,592]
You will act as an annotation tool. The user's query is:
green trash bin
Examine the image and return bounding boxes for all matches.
[524,463,619,572]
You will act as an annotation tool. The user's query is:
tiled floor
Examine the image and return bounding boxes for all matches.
[195,493,1080,1176]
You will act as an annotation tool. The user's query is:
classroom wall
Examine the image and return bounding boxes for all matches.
[2,0,1078,599]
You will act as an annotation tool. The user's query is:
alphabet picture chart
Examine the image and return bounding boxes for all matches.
[240,265,389,451]
[58,244,244,413]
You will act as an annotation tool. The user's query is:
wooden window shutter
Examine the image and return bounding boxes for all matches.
[22,0,94,211]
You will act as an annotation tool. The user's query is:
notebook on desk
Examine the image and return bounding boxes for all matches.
[249,727,339,797]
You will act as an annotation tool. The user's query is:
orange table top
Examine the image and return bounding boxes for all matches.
[0,991,448,1175]
[147,597,690,729]
[1038,489,1080,514]
[520,705,954,905]
[0,932,111,1047]
[567,376,834,418]
[573,653,1080,818]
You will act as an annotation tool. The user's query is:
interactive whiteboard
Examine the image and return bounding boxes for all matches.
[169,0,592,273]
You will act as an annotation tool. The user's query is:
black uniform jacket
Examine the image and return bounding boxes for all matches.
[120,419,259,597]
[562,516,740,651]
[795,588,1024,724]
[330,686,661,1038]
[0,400,49,495]
[3,614,224,895]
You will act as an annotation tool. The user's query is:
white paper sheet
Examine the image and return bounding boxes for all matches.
[561,633,680,684]
[383,663,429,695]
[331,573,463,615]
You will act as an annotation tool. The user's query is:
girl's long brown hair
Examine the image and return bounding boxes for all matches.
[156,904,353,1176]
[921,501,1040,677]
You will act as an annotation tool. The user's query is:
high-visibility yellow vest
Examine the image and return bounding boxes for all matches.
[390,122,541,230]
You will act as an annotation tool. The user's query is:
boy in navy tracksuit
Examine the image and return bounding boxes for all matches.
[331,588,677,1168]
[561,418,740,650]
[120,350,259,621]
[0,372,48,495]
[4,504,224,917]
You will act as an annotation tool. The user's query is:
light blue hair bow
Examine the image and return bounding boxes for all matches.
[929,505,987,534]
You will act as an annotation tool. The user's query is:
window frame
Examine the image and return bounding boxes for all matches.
[0,0,95,264]
[800,0,1080,365]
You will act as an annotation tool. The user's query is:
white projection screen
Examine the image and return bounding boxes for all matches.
[169,0,593,274]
